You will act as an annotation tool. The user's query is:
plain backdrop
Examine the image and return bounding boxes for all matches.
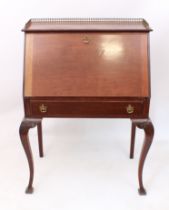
[0,0,169,210]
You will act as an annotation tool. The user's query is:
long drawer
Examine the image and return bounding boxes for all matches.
[27,99,148,118]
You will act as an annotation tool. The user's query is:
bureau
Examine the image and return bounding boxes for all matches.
[20,18,154,195]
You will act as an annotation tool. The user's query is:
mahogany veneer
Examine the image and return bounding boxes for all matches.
[20,18,154,195]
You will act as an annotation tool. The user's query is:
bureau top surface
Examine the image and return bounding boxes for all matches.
[23,18,152,32]
[24,31,150,98]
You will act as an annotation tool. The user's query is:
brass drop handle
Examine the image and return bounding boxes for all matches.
[126,104,134,114]
[39,104,47,113]
[82,36,90,44]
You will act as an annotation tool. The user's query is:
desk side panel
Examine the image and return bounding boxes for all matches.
[24,34,33,97]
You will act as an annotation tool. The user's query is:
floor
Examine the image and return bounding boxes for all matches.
[0,109,169,210]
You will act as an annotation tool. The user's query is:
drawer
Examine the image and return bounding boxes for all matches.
[29,100,146,118]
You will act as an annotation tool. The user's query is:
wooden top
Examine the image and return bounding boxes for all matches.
[24,31,150,98]
[23,18,152,32]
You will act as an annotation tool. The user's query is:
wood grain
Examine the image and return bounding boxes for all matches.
[24,32,149,98]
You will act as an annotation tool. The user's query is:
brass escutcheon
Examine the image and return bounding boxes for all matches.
[82,36,90,44]
[39,104,47,113]
[126,104,134,114]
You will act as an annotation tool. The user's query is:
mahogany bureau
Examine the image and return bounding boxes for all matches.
[20,18,154,195]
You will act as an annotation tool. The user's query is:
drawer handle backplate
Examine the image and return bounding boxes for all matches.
[39,104,47,113]
[126,104,134,114]
[82,36,90,44]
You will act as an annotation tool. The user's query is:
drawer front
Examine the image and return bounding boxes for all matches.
[29,100,146,118]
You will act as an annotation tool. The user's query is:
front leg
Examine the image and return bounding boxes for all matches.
[19,118,41,193]
[132,118,154,195]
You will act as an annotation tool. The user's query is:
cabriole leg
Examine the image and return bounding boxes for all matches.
[132,118,154,195]
[19,118,41,193]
